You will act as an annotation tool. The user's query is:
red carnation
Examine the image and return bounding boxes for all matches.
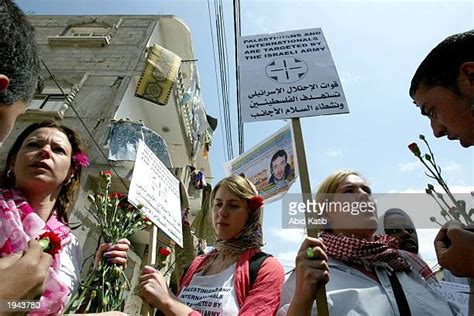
[38,231,62,257]
[158,246,171,257]
[108,192,126,200]
[247,196,264,211]
[100,170,112,177]
[408,143,421,157]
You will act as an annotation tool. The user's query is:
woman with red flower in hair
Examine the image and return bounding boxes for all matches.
[0,120,129,315]
[139,175,284,315]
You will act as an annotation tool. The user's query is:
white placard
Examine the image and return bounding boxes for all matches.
[129,140,182,247]
[238,28,349,122]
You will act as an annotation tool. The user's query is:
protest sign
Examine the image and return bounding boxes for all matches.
[239,28,348,122]
[129,140,183,246]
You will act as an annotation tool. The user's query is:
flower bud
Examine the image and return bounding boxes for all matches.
[448,207,460,219]
[99,170,113,184]
[113,266,123,278]
[87,194,95,203]
[408,143,421,157]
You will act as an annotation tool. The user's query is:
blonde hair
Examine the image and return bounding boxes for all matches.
[210,175,258,208]
[210,175,264,254]
[315,170,363,232]
[316,170,362,201]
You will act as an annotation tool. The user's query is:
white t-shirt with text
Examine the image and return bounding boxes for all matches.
[178,263,239,316]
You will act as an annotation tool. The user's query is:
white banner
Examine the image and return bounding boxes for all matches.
[129,140,183,246]
[239,28,349,122]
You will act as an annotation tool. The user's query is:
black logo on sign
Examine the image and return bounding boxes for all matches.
[265,57,308,83]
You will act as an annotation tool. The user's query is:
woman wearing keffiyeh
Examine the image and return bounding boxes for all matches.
[139,175,285,316]
[278,170,460,316]
[0,120,129,315]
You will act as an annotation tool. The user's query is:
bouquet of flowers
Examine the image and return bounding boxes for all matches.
[408,135,473,225]
[66,171,151,313]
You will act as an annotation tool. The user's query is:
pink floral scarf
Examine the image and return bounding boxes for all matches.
[0,189,70,315]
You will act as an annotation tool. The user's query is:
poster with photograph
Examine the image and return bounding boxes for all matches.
[225,123,297,203]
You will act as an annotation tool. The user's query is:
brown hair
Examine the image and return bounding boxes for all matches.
[1,120,85,224]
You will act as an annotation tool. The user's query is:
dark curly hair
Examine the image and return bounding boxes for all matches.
[410,30,474,97]
[0,0,41,106]
[1,120,86,224]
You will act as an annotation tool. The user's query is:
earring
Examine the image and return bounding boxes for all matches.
[6,169,14,179]
[64,176,74,186]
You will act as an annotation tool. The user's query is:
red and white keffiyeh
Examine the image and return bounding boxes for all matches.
[0,189,70,315]
[320,232,435,283]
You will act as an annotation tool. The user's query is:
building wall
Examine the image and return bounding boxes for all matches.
[34,15,156,73]
[0,15,206,314]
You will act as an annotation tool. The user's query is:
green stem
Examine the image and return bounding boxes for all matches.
[428,193,454,220]
[421,137,438,170]
[163,256,177,276]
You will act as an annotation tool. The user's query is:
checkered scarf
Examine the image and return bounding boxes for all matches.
[320,232,435,283]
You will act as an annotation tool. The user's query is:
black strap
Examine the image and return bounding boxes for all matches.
[249,251,272,288]
[387,272,412,316]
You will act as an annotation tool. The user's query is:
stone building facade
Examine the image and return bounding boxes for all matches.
[0,15,213,314]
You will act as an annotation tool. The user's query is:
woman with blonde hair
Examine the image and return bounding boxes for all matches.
[278,170,459,315]
[139,175,284,315]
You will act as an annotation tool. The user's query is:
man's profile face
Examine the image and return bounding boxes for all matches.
[0,100,27,146]
[413,85,474,148]
[271,156,287,181]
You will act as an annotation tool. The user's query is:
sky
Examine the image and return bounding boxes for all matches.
[17,0,474,271]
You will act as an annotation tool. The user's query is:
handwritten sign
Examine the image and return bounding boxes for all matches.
[129,140,182,246]
[238,28,349,122]
[224,123,297,203]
